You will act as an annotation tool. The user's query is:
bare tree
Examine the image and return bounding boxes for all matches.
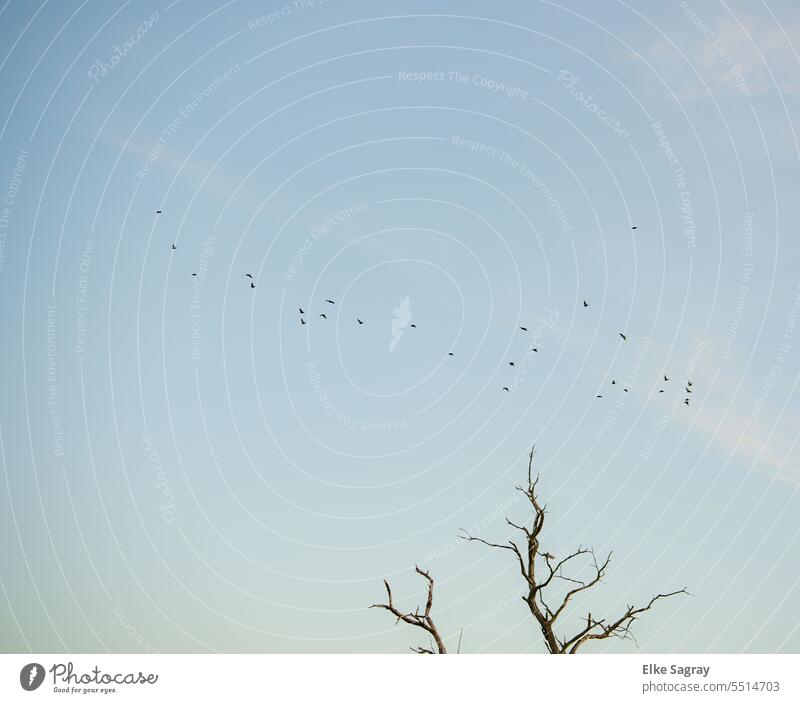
[371,446,688,653]
[461,446,688,653]
[371,566,447,653]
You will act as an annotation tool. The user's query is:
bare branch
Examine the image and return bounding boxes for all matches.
[460,529,529,584]
[550,550,612,625]
[461,446,689,653]
[566,588,690,653]
[371,567,449,653]
[374,445,690,654]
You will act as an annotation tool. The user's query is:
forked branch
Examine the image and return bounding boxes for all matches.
[461,445,689,653]
[370,566,448,654]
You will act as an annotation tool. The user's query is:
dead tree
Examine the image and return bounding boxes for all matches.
[461,446,688,653]
[371,566,447,653]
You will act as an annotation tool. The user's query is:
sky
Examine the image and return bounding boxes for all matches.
[1,0,799,654]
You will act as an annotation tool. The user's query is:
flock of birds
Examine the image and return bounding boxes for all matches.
[165,213,695,406]
[295,299,365,326]
[498,303,695,406]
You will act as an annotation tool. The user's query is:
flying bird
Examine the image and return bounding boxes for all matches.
[156,210,162,214]
[619,332,627,341]
[301,318,306,325]
[357,318,364,325]
[502,387,509,392]
[583,300,588,308]
[319,313,327,319]
[530,347,538,352]
[299,307,305,314]
[520,326,528,332]
[245,273,253,279]
[171,243,177,250]
[192,273,198,276]
[631,226,638,230]
[250,282,255,289]
[611,380,616,385]
[664,375,670,381]
[325,299,335,304]
[509,362,515,367]
[687,380,693,387]
[685,387,692,393]
[659,389,664,393]
[596,395,603,398]
[684,398,690,406]
[623,388,629,392]
[410,324,416,328]
[448,352,454,356]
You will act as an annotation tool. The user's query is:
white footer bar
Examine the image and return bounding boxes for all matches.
[1,654,797,702]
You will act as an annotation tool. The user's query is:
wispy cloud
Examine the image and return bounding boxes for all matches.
[646,6,800,99]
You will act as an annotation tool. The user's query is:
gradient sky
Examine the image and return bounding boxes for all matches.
[1,0,799,654]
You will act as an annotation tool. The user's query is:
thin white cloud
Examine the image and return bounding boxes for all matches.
[646,6,800,98]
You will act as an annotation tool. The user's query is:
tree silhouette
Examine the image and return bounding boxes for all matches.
[371,566,447,653]
[372,447,688,653]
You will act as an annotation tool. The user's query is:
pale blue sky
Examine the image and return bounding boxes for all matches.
[1,0,799,653]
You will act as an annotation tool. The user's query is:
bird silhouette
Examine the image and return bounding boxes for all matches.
[611,379,616,385]
[530,347,538,352]
[623,388,629,392]
[619,332,627,341]
[664,375,670,381]
[684,398,690,405]
[156,210,162,214]
[325,299,335,305]
[631,226,638,230]
[583,300,589,307]
[596,395,603,398]
[299,307,305,314]
[502,387,509,392]
[245,273,254,279]
[448,352,454,356]
[301,318,306,325]
[192,273,197,276]
[509,362,515,367]
[250,282,255,289]
[685,387,692,393]
[659,389,665,393]
[687,380,693,387]
[520,326,528,332]
[410,324,416,328]
[357,318,364,325]
[171,243,177,250]
[319,313,327,319]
